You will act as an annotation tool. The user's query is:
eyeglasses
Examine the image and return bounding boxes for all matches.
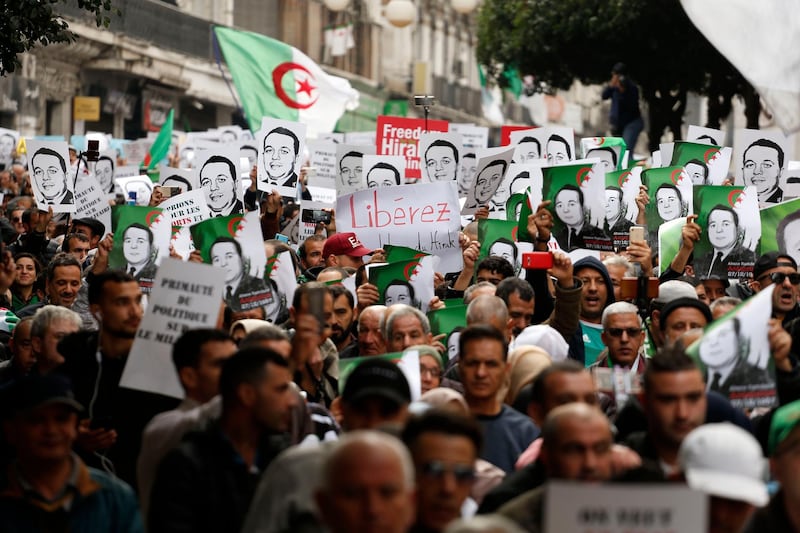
[758,272,800,285]
[419,366,441,378]
[420,461,475,483]
[605,327,641,338]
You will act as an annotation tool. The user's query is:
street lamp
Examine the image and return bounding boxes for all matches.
[323,0,350,10]
[385,0,416,27]
[451,0,478,14]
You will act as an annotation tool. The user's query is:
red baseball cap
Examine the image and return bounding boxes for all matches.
[322,232,373,259]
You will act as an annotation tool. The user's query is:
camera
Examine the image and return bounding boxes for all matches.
[301,209,332,224]
[413,95,435,107]
[85,139,100,162]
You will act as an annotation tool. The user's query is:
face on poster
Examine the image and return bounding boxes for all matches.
[671,141,732,186]
[0,128,18,167]
[544,126,576,166]
[257,117,306,196]
[217,125,242,144]
[335,143,376,194]
[419,132,462,183]
[458,152,478,198]
[159,166,195,194]
[488,161,547,220]
[734,129,789,205]
[461,146,515,215]
[239,142,258,172]
[363,155,406,189]
[687,125,724,146]
[509,128,547,164]
[26,140,76,213]
[95,150,117,194]
[194,146,244,218]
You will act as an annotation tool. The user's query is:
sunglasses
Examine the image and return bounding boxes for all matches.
[605,327,642,338]
[420,461,475,483]
[758,272,800,285]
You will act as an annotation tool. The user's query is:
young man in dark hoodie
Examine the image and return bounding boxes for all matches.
[574,256,616,366]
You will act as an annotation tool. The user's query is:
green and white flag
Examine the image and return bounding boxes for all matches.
[759,197,800,263]
[657,217,686,277]
[368,256,435,313]
[686,286,776,410]
[190,211,273,312]
[109,205,170,294]
[580,136,627,171]
[338,351,421,401]
[692,186,759,280]
[641,166,692,236]
[670,140,732,186]
[604,167,642,250]
[384,245,430,263]
[214,26,360,138]
[265,251,294,324]
[427,305,467,363]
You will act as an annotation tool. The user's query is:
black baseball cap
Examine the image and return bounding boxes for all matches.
[754,251,797,281]
[3,375,83,418]
[342,359,411,407]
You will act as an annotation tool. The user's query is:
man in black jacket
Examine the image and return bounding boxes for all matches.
[148,347,297,533]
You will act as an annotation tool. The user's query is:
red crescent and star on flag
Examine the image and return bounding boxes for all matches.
[272,62,319,110]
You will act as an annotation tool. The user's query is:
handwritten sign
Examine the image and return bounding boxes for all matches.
[336,181,463,272]
[544,482,706,533]
[376,115,449,181]
[120,259,224,398]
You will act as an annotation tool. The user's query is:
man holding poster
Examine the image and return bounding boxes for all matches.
[211,237,271,312]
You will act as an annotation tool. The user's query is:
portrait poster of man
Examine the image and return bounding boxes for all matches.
[362,155,406,190]
[216,125,242,144]
[0,128,18,170]
[265,251,295,324]
[461,146,515,215]
[93,149,117,196]
[338,351,422,401]
[692,186,760,280]
[239,142,258,175]
[450,123,489,151]
[158,166,196,194]
[687,125,724,147]
[604,167,642,249]
[734,128,790,205]
[419,132,463,184]
[109,205,170,294]
[25,140,76,213]
[368,255,435,313]
[489,161,547,220]
[580,137,627,173]
[509,127,547,165]
[543,126,576,166]
[641,166,693,252]
[476,219,533,277]
[687,286,776,409]
[335,143,376,195]
[115,175,154,206]
[257,117,307,197]
[541,163,611,252]
[190,211,273,313]
[457,152,478,199]
[670,140,732,186]
[193,147,244,218]
[758,197,800,264]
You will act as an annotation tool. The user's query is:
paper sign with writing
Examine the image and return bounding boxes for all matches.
[120,259,225,398]
[74,174,112,239]
[161,189,211,227]
[376,115,449,181]
[307,140,338,185]
[336,181,463,272]
[449,123,488,150]
[544,481,706,533]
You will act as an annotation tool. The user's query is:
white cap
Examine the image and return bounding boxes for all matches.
[678,423,768,507]
[512,325,569,361]
[655,280,698,303]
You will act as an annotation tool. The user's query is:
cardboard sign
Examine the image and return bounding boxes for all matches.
[120,259,225,398]
[336,181,463,272]
[161,189,211,227]
[461,146,515,215]
[109,205,171,294]
[733,128,791,205]
[375,115,449,180]
[257,117,307,197]
[450,123,489,150]
[74,174,112,239]
[338,350,422,401]
[25,139,76,213]
[544,481,706,533]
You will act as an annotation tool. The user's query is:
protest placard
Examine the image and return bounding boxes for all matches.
[461,146,515,215]
[120,259,225,398]
[543,126,576,165]
[500,125,530,146]
[0,128,19,170]
[733,128,790,205]
[427,305,467,363]
[25,139,76,213]
[580,136,628,171]
[336,180,463,272]
[657,217,686,277]
[158,166,196,194]
[692,186,759,279]
[193,146,245,217]
[338,350,422,401]
[190,211,272,312]
[335,143,376,195]
[450,123,488,150]
[477,219,530,276]
[123,139,149,166]
[256,117,306,197]
[368,255,435,313]
[758,197,800,264]
[541,163,611,252]
[265,251,295,323]
[642,166,692,253]
[544,481,706,533]
[362,155,406,189]
[489,161,547,220]
[307,140,338,184]
[419,132,462,184]
[170,225,194,260]
[376,115,449,181]
[160,189,211,227]
[687,124,725,146]
[687,286,776,409]
[509,127,547,164]
[109,205,171,294]
[74,173,112,239]
[604,167,642,250]
[671,141,733,186]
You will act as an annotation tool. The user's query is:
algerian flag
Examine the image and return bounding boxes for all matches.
[339,351,422,400]
[214,26,360,138]
[759,197,800,256]
[144,109,173,170]
[384,244,430,263]
[580,136,628,171]
[109,205,170,293]
[670,140,732,185]
[478,218,519,263]
[368,257,435,313]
